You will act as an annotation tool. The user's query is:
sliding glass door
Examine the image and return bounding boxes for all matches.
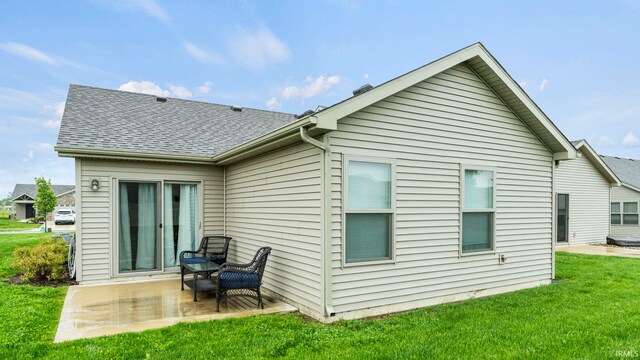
[117,180,199,274]
[119,182,161,272]
[163,183,198,268]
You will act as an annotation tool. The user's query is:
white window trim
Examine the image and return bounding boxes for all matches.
[621,201,639,226]
[112,177,204,278]
[342,155,396,267]
[459,164,497,257]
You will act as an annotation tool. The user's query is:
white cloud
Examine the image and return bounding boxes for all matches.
[281,75,342,100]
[0,41,57,65]
[622,132,639,146]
[42,119,62,129]
[539,78,549,91]
[23,143,54,162]
[196,81,213,94]
[33,143,54,152]
[228,27,290,70]
[266,97,280,110]
[519,80,528,88]
[44,101,65,117]
[183,42,224,65]
[118,81,197,99]
[134,0,169,22]
[118,81,170,97]
[93,0,169,22]
[168,85,192,99]
[364,73,369,80]
[596,135,614,147]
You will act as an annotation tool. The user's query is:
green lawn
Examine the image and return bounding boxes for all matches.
[1,234,639,359]
[0,216,40,232]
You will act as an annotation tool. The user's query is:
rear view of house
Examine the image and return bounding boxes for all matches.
[554,140,620,245]
[56,43,577,321]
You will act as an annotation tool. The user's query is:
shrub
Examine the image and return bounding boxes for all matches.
[12,239,68,282]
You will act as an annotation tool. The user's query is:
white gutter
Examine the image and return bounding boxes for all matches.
[55,146,214,164]
[300,126,335,318]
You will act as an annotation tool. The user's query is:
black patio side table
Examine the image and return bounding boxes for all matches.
[182,262,220,301]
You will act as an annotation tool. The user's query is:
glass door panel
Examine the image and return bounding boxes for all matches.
[119,182,160,272]
[163,183,198,268]
[556,194,569,243]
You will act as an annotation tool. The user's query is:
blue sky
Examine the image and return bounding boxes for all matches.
[1,1,639,197]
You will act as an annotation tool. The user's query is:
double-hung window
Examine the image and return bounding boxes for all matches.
[623,202,639,225]
[344,157,395,264]
[461,167,495,254]
[611,202,621,225]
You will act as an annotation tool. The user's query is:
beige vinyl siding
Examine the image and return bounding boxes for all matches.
[330,62,553,314]
[77,159,223,283]
[611,185,640,236]
[225,142,323,316]
[555,150,611,244]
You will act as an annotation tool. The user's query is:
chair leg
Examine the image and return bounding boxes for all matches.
[257,288,264,309]
[180,265,184,291]
[216,289,221,312]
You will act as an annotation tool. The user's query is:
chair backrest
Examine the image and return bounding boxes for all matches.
[203,236,232,258]
[250,247,271,276]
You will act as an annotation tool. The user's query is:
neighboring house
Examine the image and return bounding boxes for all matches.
[55,43,577,322]
[10,184,75,220]
[554,140,620,245]
[600,155,640,236]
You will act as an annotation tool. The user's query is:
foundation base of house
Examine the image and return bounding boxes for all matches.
[320,279,552,323]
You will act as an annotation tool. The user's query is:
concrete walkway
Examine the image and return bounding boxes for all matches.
[556,245,640,259]
[54,278,297,342]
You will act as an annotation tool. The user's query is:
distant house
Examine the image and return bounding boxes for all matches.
[10,184,75,220]
[600,155,640,236]
[55,43,577,322]
[554,140,620,245]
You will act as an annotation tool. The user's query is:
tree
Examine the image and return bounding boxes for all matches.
[34,177,56,230]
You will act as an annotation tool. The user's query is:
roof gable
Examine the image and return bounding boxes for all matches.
[571,140,620,185]
[306,43,576,160]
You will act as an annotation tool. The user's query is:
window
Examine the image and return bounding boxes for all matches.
[344,158,395,263]
[461,167,495,253]
[611,202,621,225]
[623,202,638,225]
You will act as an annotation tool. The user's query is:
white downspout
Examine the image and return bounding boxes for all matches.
[300,127,336,318]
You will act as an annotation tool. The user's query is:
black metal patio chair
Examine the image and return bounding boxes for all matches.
[215,247,272,311]
[180,235,232,290]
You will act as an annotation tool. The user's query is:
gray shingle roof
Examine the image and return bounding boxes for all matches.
[56,85,299,158]
[600,155,640,189]
[570,140,584,147]
[11,184,75,201]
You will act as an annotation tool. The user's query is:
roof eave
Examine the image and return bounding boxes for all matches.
[55,146,215,165]
[622,183,640,193]
[573,140,621,186]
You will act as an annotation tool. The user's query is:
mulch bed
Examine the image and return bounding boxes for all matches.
[6,274,77,287]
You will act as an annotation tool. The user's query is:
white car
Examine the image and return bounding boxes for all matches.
[55,209,76,225]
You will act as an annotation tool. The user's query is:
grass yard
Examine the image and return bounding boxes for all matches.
[1,234,639,359]
[0,216,40,232]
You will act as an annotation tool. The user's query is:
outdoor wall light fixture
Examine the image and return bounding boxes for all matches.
[90,179,100,191]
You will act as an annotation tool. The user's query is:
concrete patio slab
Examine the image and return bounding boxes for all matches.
[556,245,640,259]
[54,278,297,342]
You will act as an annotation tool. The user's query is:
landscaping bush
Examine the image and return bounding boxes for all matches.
[12,239,68,282]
